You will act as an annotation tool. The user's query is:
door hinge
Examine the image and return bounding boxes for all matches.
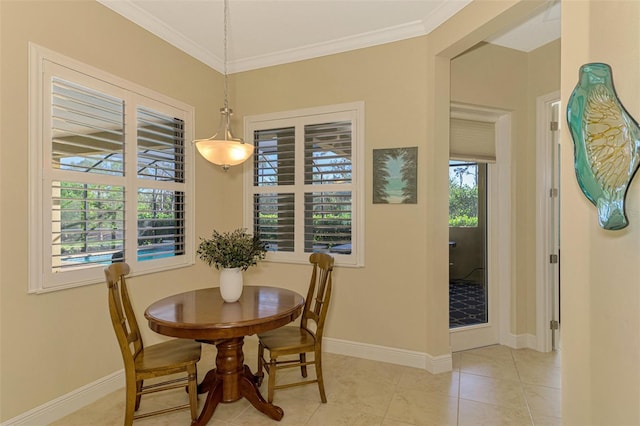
[550,121,559,131]
[550,320,559,330]
[550,254,559,264]
[550,188,558,198]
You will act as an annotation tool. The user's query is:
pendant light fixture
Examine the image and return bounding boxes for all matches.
[194,0,254,171]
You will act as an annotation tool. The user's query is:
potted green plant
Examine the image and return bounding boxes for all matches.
[197,228,267,302]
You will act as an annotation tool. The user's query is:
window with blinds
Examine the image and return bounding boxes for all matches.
[245,103,364,266]
[29,44,194,292]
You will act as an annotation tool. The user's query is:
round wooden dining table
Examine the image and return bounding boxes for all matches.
[145,285,304,425]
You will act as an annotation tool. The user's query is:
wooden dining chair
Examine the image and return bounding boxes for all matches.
[256,252,334,403]
[105,263,201,425]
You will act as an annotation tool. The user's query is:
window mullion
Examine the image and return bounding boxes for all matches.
[294,120,306,256]
[124,94,138,267]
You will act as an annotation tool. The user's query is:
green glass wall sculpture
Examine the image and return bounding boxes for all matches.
[566,63,640,230]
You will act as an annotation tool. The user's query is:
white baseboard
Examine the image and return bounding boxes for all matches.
[3,338,455,425]
[1,370,124,426]
[501,333,537,350]
[323,337,453,374]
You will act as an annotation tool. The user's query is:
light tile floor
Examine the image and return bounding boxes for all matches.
[52,341,561,425]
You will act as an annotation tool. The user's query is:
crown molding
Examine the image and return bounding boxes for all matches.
[98,0,473,74]
[97,0,223,72]
[228,20,426,73]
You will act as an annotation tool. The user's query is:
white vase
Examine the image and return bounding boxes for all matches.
[219,267,243,302]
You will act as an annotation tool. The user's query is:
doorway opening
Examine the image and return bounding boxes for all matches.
[449,161,488,328]
[448,104,510,352]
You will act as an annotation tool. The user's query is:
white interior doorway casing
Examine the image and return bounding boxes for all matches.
[449,103,512,352]
[536,91,561,352]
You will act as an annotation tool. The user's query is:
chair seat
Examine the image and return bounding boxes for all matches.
[136,338,201,375]
[258,326,316,356]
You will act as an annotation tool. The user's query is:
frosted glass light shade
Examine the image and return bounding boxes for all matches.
[194,138,254,169]
[194,107,254,170]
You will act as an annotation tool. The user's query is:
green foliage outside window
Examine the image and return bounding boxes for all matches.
[59,183,180,254]
[449,163,479,227]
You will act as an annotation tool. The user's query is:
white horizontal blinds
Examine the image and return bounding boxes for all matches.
[51,183,125,271]
[51,77,125,174]
[303,122,352,254]
[450,118,496,162]
[304,121,352,184]
[254,126,295,186]
[253,126,296,252]
[50,78,126,272]
[136,107,186,262]
[253,193,295,252]
[137,107,185,182]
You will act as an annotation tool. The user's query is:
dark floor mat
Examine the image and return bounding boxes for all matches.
[449,279,487,328]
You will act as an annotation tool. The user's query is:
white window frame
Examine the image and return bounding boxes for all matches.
[28,43,195,293]
[243,102,365,267]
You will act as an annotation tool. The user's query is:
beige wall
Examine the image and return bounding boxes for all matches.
[232,37,435,354]
[561,1,640,424]
[0,0,230,419]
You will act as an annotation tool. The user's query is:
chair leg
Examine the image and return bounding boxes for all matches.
[315,349,327,403]
[300,353,308,377]
[256,342,265,386]
[134,380,143,410]
[267,358,277,403]
[125,379,137,426]
[187,364,198,421]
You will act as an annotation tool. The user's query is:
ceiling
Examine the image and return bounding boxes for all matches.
[98,0,560,74]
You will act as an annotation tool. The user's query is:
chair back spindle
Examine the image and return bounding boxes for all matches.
[106,263,144,370]
[301,252,334,340]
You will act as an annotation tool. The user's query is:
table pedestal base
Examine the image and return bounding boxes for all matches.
[193,337,283,425]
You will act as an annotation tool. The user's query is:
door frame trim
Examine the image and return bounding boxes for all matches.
[449,103,512,352]
[536,91,561,352]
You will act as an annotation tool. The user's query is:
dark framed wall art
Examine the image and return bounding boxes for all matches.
[373,147,418,204]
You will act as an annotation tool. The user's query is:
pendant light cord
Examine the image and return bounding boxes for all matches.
[223,0,229,111]
[193,0,253,169]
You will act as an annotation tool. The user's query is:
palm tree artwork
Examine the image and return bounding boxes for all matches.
[373,147,418,204]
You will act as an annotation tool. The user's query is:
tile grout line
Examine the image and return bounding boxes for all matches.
[303,398,323,425]
[456,366,462,426]
[510,348,536,426]
[380,380,399,426]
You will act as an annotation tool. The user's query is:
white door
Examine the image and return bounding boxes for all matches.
[536,93,562,352]
[550,100,561,350]
[449,161,499,351]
